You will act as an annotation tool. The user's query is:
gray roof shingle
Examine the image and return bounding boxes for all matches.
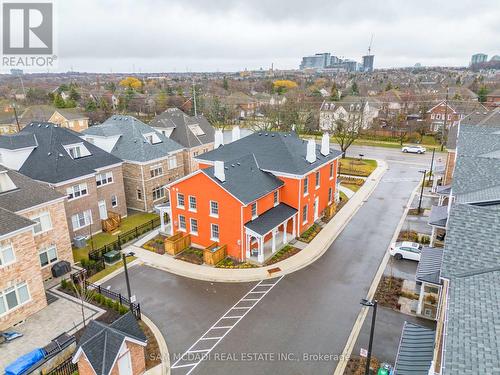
[394,322,436,375]
[0,132,37,149]
[415,247,443,285]
[197,132,342,176]
[245,203,297,235]
[149,108,215,148]
[428,205,448,228]
[84,115,183,162]
[13,122,122,184]
[0,207,34,236]
[202,154,283,204]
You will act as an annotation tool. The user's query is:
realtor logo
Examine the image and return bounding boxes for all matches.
[1,1,56,69]
[3,2,53,54]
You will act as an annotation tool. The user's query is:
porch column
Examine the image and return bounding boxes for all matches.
[258,237,264,263]
[283,220,288,244]
[160,208,166,232]
[271,230,277,253]
[245,233,250,259]
[292,215,296,238]
[430,226,436,247]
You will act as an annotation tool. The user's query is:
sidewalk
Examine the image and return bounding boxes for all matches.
[124,160,388,283]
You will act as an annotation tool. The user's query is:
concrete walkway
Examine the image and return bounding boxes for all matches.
[339,184,355,198]
[124,160,388,283]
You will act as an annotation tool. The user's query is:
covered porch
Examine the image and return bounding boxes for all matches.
[244,203,298,264]
[155,202,172,235]
[428,205,448,247]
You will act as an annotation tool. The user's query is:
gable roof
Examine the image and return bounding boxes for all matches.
[0,206,34,237]
[53,108,88,120]
[16,122,122,184]
[201,154,284,204]
[19,105,56,126]
[149,108,215,148]
[0,132,37,149]
[460,107,500,127]
[84,115,183,162]
[75,312,147,375]
[197,132,342,176]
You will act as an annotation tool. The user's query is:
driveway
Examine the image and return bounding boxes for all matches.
[103,146,437,375]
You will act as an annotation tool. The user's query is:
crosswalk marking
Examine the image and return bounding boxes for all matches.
[171,276,284,374]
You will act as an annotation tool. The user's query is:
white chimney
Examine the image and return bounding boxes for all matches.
[214,160,225,182]
[306,139,316,163]
[321,133,330,156]
[214,129,224,148]
[231,126,241,142]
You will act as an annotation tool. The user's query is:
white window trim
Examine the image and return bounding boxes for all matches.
[302,205,308,224]
[273,191,279,207]
[303,178,309,196]
[177,193,185,209]
[111,195,118,208]
[31,212,53,236]
[149,164,164,179]
[329,163,334,180]
[209,200,219,218]
[188,195,197,212]
[0,282,31,318]
[315,171,321,189]
[210,223,220,241]
[72,210,93,230]
[178,214,187,232]
[0,243,16,268]
[96,172,114,188]
[152,187,166,202]
[328,187,333,204]
[251,202,258,220]
[67,183,89,201]
[190,218,198,235]
[39,245,58,268]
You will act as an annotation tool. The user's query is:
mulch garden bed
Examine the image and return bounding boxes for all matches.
[139,320,162,370]
[397,230,419,242]
[264,245,300,266]
[215,257,258,268]
[299,223,322,243]
[374,276,403,310]
[175,247,204,265]
[142,234,167,254]
[344,356,381,375]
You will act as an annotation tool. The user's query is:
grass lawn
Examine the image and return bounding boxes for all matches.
[88,256,136,283]
[73,212,159,262]
[347,138,446,151]
[339,157,377,177]
[341,182,361,192]
[339,191,348,202]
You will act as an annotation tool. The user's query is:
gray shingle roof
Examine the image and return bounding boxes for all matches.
[53,108,88,120]
[0,132,37,149]
[428,205,448,228]
[460,107,500,127]
[394,322,436,375]
[0,165,63,212]
[416,247,443,284]
[76,312,147,375]
[15,122,122,184]
[442,204,500,278]
[444,269,500,374]
[202,154,283,205]
[149,108,215,148]
[0,207,34,236]
[197,132,342,176]
[84,115,183,162]
[456,125,500,158]
[245,203,297,235]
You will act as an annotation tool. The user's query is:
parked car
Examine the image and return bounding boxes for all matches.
[389,241,422,261]
[402,145,426,154]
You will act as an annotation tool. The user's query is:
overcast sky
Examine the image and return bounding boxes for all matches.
[56,0,500,73]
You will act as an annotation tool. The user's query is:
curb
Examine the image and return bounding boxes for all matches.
[131,159,388,283]
[142,314,171,375]
[333,183,421,375]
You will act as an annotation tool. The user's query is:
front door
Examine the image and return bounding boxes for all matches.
[98,200,108,220]
[313,197,319,221]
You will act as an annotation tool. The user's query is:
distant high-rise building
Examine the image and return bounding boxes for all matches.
[10,69,23,76]
[300,53,331,69]
[470,53,488,65]
[491,55,500,62]
[362,55,374,72]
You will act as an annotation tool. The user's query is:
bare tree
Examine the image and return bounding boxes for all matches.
[71,273,96,328]
[205,97,235,131]
[330,111,364,158]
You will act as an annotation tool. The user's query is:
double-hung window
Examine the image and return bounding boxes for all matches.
[302,204,308,224]
[189,196,197,211]
[39,245,58,267]
[177,193,185,208]
[315,171,320,188]
[211,223,219,241]
[251,202,258,219]
[96,172,113,187]
[178,215,186,231]
[273,191,279,206]
[152,187,165,201]
[71,210,92,230]
[303,177,309,195]
[329,163,334,179]
[0,282,30,316]
[67,183,88,200]
[32,212,52,235]
[150,165,163,178]
[190,218,198,235]
[210,201,219,217]
[0,244,15,267]
[328,187,333,203]
[168,156,177,170]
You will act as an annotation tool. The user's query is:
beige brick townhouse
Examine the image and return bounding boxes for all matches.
[149,108,215,174]
[0,122,127,239]
[82,115,185,212]
[0,165,73,330]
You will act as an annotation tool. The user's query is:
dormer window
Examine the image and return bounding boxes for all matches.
[143,132,162,144]
[64,143,90,159]
[188,124,205,136]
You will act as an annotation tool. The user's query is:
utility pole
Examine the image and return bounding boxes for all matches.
[441,88,449,152]
[429,148,435,184]
[418,170,427,214]
[12,104,20,132]
[192,80,197,116]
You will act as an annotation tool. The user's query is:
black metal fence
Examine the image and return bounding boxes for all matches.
[88,217,161,262]
[46,357,78,375]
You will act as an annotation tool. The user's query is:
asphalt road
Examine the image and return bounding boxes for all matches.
[103,146,438,375]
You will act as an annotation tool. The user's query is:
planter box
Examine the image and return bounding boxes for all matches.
[165,232,191,255]
[203,242,227,265]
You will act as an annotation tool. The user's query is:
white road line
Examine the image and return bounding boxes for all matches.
[171,275,284,374]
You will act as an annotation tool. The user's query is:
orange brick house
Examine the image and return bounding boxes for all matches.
[72,312,147,375]
[166,132,342,264]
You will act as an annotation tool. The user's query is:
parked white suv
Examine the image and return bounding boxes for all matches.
[402,145,426,154]
[389,241,422,261]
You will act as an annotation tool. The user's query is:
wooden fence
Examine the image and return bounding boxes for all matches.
[203,242,227,265]
[165,232,191,255]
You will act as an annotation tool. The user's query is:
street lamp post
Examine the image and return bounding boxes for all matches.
[418,170,427,214]
[360,299,378,375]
[122,252,135,306]
[428,148,435,184]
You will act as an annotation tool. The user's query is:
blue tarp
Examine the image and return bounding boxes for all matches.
[5,348,45,375]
